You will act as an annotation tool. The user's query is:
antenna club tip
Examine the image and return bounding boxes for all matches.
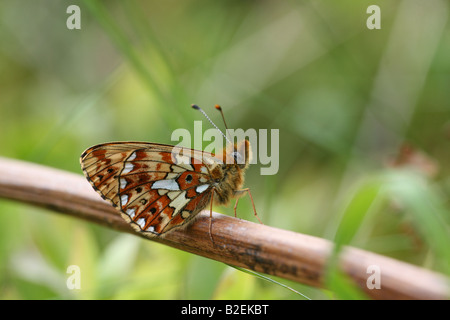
[191,104,200,110]
[214,104,222,111]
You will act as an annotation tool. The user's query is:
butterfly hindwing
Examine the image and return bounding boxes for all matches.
[80,142,218,236]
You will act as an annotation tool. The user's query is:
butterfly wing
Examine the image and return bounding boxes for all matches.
[80,142,220,236]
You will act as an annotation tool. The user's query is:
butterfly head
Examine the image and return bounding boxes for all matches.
[192,104,251,169]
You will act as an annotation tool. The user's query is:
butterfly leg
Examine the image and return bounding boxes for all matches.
[234,188,263,224]
[209,188,216,244]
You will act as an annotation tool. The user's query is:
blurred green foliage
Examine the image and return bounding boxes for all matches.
[0,0,449,299]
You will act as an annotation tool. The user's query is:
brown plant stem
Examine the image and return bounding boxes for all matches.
[0,157,449,299]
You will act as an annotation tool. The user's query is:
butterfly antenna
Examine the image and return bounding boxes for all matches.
[214,104,233,144]
[192,104,232,145]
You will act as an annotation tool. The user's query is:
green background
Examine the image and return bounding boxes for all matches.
[0,0,449,299]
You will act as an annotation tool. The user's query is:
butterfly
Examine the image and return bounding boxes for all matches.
[80,104,260,240]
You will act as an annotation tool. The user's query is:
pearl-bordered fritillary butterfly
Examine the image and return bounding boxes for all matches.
[80,105,260,238]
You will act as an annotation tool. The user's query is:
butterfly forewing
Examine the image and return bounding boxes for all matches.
[80,142,218,236]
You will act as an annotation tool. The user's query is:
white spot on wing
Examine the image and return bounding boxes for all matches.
[136,218,146,229]
[196,185,209,194]
[121,194,128,205]
[128,152,136,161]
[126,208,135,219]
[120,178,127,189]
[151,179,180,191]
[146,225,155,232]
[122,162,134,174]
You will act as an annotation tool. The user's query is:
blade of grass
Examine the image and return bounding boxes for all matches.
[119,1,191,122]
[384,170,450,274]
[333,178,384,247]
[81,0,183,128]
[228,264,311,300]
[326,176,384,299]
